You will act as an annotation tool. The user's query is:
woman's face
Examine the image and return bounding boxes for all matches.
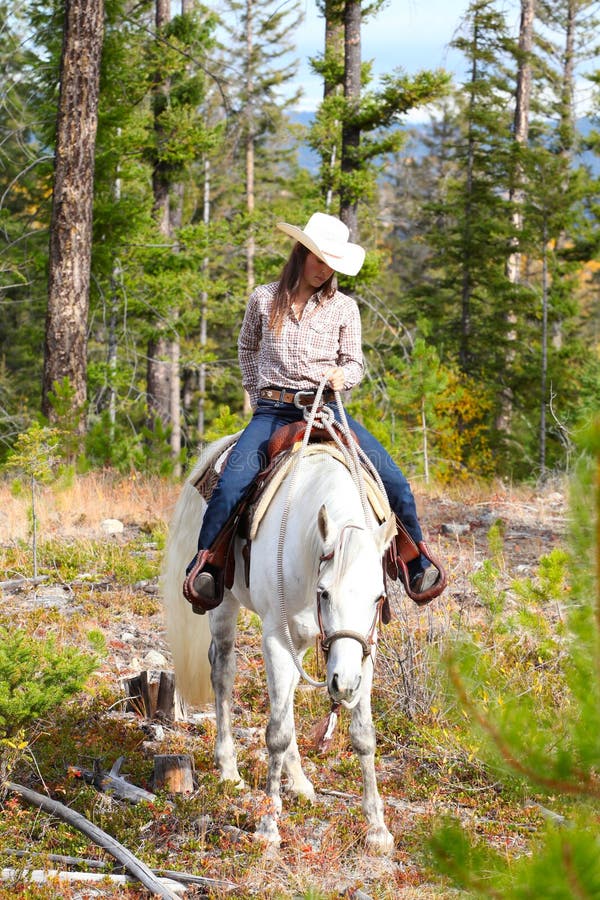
[301,252,334,291]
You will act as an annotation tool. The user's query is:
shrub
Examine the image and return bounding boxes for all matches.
[0,626,97,776]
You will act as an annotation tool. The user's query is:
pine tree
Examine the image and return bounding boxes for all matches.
[0,4,54,452]
[89,2,224,468]
[309,0,449,241]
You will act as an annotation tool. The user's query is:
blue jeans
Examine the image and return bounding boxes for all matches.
[197,398,425,572]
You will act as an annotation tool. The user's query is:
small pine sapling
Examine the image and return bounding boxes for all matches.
[3,423,60,577]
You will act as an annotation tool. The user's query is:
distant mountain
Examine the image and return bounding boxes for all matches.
[289,110,319,172]
[289,110,599,176]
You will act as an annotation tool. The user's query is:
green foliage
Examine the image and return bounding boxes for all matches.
[203,404,249,443]
[309,64,448,210]
[3,421,62,576]
[46,377,83,463]
[427,422,600,894]
[0,0,597,484]
[37,535,160,585]
[348,338,494,481]
[4,422,59,486]
[86,629,107,654]
[428,814,600,898]
[85,410,146,473]
[0,627,96,742]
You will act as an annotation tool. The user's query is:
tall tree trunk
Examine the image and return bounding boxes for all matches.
[151,0,171,236]
[323,0,343,212]
[540,219,549,479]
[169,321,181,474]
[42,0,104,434]
[498,0,535,432]
[245,0,255,296]
[340,0,361,239]
[507,0,535,284]
[147,335,171,426]
[243,0,255,416]
[147,0,177,445]
[107,278,118,433]
[460,26,478,374]
[551,0,577,352]
[558,0,576,161]
[108,130,122,439]
[198,157,210,440]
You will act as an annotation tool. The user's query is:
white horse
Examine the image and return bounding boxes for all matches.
[162,434,397,852]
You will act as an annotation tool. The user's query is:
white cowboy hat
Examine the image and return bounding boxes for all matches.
[276,212,365,276]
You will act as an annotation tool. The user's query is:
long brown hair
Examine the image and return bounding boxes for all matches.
[268,243,337,335]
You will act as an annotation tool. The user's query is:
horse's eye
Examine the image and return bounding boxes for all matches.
[318,588,330,603]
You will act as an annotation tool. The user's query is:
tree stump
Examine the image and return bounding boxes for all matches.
[153,754,194,794]
[123,670,187,721]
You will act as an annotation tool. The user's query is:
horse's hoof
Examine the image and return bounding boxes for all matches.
[218,767,245,789]
[255,815,281,846]
[365,825,394,854]
[221,777,246,791]
[285,779,315,803]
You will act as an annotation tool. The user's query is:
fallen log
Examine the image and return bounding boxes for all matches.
[68,756,157,803]
[0,576,49,592]
[5,781,179,900]
[4,849,238,890]
[0,868,185,894]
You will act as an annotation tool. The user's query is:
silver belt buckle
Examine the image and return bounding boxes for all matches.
[294,390,314,408]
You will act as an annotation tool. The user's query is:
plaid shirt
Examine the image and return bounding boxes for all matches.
[238,281,364,408]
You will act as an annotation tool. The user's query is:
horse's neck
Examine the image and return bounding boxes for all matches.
[280,454,368,550]
[252,453,371,617]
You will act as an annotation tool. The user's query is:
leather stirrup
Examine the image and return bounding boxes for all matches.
[397,541,447,606]
[183,549,224,615]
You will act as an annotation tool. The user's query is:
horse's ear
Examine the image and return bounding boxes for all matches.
[375,514,397,555]
[318,504,333,544]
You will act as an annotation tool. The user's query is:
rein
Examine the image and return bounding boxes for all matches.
[275,379,385,689]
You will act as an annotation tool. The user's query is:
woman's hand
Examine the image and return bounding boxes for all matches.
[322,366,345,391]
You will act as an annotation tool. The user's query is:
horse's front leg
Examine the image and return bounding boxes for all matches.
[282,723,316,802]
[208,597,244,786]
[255,634,303,845]
[349,663,394,853]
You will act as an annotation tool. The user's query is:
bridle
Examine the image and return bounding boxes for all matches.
[317,523,386,662]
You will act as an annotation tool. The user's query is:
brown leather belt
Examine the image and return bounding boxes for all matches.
[259,387,335,406]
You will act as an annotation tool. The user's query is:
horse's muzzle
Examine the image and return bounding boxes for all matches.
[329,671,362,704]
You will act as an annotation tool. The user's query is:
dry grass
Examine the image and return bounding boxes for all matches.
[0,471,179,544]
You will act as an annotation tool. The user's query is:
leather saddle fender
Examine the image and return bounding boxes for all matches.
[386,516,448,606]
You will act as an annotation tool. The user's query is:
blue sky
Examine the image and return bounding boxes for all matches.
[289,0,595,118]
[290,0,518,112]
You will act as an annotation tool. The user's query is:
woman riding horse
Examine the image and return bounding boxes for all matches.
[184,212,442,611]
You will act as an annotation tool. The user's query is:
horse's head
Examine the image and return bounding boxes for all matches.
[316,505,397,708]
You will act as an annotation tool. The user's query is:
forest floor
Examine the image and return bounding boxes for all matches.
[0,471,569,899]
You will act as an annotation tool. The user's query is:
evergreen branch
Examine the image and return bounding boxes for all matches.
[0,155,54,211]
[595,439,600,658]
[448,661,600,799]
[561,839,588,900]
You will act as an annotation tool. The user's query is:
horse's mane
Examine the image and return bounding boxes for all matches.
[300,452,373,593]
[332,526,371,592]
